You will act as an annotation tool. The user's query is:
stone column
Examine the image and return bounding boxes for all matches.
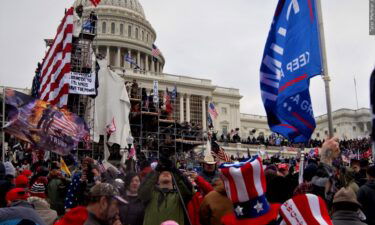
[202,97,207,130]
[145,55,149,71]
[116,47,121,67]
[180,94,184,123]
[106,46,110,64]
[156,62,160,74]
[186,94,191,123]
[151,58,155,72]
[137,51,141,69]
[95,46,99,55]
[127,50,131,68]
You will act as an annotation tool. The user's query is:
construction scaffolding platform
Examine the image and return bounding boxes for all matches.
[128,84,204,161]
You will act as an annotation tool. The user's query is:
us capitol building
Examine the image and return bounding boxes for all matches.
[1,0,371,156]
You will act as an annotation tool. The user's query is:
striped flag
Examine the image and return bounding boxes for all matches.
[208,102,218,119]
[280,194,332,225]
[90,0,101,7]
[50,111,79,137]
[152,44,160,62]
[38,8,74,108]
[212,141,232,162]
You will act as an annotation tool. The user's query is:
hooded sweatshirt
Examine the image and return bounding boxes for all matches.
[357,180,375,224]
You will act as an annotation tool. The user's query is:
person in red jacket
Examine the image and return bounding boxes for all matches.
[186,171,214,225]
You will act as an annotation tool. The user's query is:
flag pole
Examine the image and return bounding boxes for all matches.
[316,0,334,138]
[354,76,359,110]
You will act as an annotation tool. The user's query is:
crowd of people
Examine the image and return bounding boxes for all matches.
[0,137,374,225]
[215,130,371,153]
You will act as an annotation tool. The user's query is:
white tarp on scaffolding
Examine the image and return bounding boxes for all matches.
[93,59,132,152]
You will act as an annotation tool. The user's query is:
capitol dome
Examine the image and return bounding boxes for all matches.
[74,0,165,74]
[75,0,145,19]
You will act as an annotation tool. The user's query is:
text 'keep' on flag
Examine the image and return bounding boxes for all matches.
[260,0,323,143]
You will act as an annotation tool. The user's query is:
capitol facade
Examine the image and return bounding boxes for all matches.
[1,0,370,153]
[72,0,371,143]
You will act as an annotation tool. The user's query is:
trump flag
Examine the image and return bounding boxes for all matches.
[260,0,323,143]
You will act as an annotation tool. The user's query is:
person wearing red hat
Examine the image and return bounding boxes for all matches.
[15,175,29,188]
[277,163,289,177]
[30,181,47,199]
[219,156,281,225]
[21,169,33,178]
[0,188,46,225]
[5,188,30,204]
[54,206,88,225]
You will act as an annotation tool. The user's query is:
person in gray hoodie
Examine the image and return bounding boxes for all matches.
[357,165,375,225]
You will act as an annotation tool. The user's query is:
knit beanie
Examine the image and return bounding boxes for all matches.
[30,182,46,198]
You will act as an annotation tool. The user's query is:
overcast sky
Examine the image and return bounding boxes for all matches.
[0,0,374,117]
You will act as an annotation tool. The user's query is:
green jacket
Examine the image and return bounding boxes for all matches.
[47,177,67,216]
[139,171,193,225]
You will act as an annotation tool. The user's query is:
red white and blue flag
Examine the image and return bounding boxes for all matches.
[280,194,332,225]
[152,44,160,62]
[260,0,322,143]
[208,102,218,120]
[38,8,74,108]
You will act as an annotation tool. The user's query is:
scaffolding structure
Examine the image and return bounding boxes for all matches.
[66,21,99,159]
[128,85,204,162]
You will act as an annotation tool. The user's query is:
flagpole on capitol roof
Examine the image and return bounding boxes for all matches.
[316,0,334,138]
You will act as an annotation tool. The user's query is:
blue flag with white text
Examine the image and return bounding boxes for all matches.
[260,0,322,143]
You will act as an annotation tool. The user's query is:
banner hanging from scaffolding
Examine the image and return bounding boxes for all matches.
[2,89,90,156]
[69,72,96,95]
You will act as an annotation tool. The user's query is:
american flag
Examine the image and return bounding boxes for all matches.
[152,44,160,62]
[125,54,140,69]
[212,141,232,162]
[208,102,218,119]
[90,0,101,7]
[50,112,79,138]
[38,8,74,108]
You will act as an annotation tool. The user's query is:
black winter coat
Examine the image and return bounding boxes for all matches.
[119,194,145,225]
[357,180,375,225]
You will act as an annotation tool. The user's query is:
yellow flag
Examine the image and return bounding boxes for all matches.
[60,157,71,177]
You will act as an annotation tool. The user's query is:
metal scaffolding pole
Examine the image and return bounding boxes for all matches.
[316,0,334,138]
[2,87,5,162]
